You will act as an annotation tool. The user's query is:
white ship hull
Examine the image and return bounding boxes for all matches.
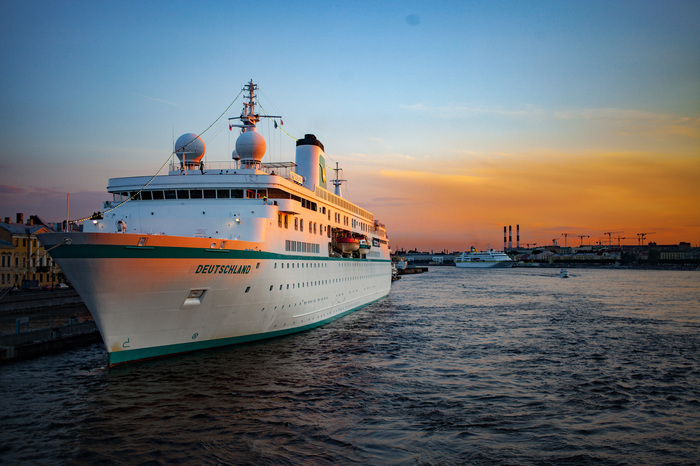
[38,81,393,366]
[455,260,514,268]
[41,232,391,365]
[454,248,514,268]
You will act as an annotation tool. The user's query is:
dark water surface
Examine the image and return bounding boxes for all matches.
[2,268,699,464]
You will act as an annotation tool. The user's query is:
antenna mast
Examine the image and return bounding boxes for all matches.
[228,80,280,131]
[332,162,346,197]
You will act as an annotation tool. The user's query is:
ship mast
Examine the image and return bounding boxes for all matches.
[228,80,279,131]
[331,162,346,197]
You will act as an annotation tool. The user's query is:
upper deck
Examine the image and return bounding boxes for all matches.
[107,161,376,226]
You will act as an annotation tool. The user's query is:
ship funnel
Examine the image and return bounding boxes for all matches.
[296,134,326,191]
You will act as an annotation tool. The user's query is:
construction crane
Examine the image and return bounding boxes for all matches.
[604,231,622,246]
[616,236,628,246]
[561,233,572,247]
[577,235,590,247]
[637,232,656,245]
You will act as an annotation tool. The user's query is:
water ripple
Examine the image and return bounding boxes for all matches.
[1,268,699,464]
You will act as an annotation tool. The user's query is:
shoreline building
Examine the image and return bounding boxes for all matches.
[0,214,66,289]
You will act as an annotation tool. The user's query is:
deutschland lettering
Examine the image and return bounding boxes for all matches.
[195,264,251,275]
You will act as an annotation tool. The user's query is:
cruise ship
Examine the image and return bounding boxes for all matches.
[454,247,514,268]
[38,81,392,366]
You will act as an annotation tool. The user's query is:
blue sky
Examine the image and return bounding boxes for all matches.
[1,1,698,250]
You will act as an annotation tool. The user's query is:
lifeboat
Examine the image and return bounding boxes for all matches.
[336,236,360,253]
[359,239,371,253]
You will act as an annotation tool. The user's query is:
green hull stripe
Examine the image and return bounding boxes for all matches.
[46,243,390,262]
[108,296,386,366]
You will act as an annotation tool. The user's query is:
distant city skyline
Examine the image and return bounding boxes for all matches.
[1,1,698,250]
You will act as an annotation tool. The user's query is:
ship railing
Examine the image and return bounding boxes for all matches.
[169,160,299,182]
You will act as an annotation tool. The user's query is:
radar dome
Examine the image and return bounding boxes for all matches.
[175,133,206,163]
[232,150,240,161]
[235,129,266,162]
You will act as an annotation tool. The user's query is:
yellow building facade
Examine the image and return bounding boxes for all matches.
[0,221,65,289]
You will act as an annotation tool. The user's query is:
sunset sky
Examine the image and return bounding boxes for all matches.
[1,0,698,251]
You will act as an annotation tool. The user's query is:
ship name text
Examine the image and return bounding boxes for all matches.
[195,264,251,275]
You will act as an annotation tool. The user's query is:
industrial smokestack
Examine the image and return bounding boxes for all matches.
[508,225,512,249]
[517,224,520,248]
[16,213,23,224]
[504,226,507,250]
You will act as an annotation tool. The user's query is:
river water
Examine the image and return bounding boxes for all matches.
[1,267,699,464]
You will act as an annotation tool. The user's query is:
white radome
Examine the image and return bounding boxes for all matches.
[175,133,206,163]
[235,129,266,162]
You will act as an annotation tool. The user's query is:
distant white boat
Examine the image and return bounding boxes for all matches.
[560,269,569,278]
[454,247,514,268]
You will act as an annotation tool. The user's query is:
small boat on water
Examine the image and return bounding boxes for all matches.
[454,247,514,268]
[560,269,569,278]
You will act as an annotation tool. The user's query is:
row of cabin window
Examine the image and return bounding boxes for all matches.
[114,189,247,201]
[278,215,330,237]
[284,240,320,253]
[113,189,319,212]
[113,188,372,232]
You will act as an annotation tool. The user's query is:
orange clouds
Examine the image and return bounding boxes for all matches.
[347,149,700,251]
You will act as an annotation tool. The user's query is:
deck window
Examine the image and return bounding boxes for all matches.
[190,190,203,199]
[217,189,230,198]
[203,189,216,199]
[152,190,164,200]
[164,190,176,199]
[177,190,190,199]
